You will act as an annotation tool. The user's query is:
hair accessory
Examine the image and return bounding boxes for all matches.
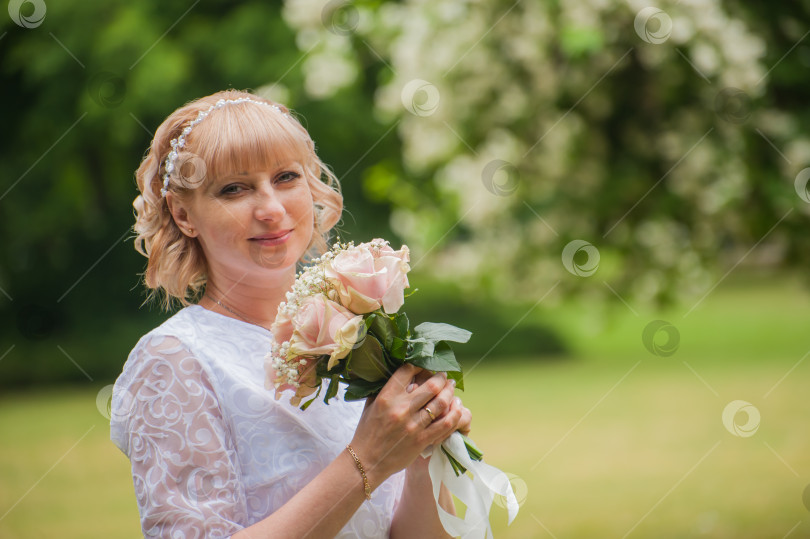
[346,445,372,500]
[161,97,288,197]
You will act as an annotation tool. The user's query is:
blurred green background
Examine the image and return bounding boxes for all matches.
[1,0,809,537]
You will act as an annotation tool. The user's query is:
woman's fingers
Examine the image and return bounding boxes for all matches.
[382,367,465,434]
[351,365,474,478]
[384,363,422,394]
[413,377,459,437]
[411,369,434,386]
[423,401,463,445]
[410,371,452,411]
[423,395,472,445]
[453,396,472,436]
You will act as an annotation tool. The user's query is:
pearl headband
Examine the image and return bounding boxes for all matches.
[161,97,289,197]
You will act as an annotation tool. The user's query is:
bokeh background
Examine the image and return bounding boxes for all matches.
[2,0,810,537]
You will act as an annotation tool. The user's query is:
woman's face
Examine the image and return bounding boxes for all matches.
[174,157,315,283]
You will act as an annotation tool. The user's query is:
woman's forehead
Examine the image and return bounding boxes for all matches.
[205,139,312,177]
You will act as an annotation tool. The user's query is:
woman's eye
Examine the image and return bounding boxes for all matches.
[220,184,243,195]
[276,171,300,183]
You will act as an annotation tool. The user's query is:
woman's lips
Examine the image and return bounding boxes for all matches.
[250,229,292,246]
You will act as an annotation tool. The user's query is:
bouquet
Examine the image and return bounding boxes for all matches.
[265,239,518,538]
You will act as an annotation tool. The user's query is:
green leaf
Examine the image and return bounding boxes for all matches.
[390,336,408,360]
[370,312,396,349]
[408,337,434,359]
[447,369,464,391]
[394,312,410,337]
[409,341,461,373]
[364,313,378,329]
[323,374,340,404]
[413,322,472,344]
[344,378,387,401]
[316,355,341,376]
[348,334,391,382]
[299,383,323,411]
[300,397,316,411]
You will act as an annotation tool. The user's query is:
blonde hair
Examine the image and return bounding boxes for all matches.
[133,89,343,310]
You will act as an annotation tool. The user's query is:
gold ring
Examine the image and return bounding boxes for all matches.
[424,406,436,422]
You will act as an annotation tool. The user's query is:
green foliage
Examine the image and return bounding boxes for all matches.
[347,333,388,382]
[0,0,398,387]
[4,0,806,388]
[342,309,472,400]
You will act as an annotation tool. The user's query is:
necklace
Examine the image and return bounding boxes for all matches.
[203,293,272,332]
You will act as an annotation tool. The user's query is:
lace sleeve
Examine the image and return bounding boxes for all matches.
[112,334,248,538]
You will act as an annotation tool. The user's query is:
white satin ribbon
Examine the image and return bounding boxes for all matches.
[423,432,519,538]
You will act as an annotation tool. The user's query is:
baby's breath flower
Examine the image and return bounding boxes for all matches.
[268,239,363,388]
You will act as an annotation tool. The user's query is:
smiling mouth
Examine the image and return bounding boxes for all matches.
[249,230,292,244]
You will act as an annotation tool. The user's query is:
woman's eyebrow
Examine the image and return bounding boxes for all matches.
[220,163,301,180]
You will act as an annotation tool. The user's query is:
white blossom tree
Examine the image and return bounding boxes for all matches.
[283,0,810,308]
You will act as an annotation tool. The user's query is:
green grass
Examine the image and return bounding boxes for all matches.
[1,272,809,538]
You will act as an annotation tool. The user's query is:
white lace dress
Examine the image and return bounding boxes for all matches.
[110,305,405,538]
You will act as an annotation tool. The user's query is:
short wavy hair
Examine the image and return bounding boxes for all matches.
[133,89,343,310]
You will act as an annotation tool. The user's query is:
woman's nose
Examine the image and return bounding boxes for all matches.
[254,188,285,221]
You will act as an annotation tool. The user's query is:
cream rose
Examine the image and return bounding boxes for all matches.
[270,307,294,344]
[324,241,410,314]
[288,295,364,370]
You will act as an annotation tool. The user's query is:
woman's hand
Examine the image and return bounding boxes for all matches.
[390,369,472,538]
[407,369,472,438]
[348,364,463,489]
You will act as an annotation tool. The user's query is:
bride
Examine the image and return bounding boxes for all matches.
[110,89,471,538]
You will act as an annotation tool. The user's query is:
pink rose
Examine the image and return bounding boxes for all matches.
[324,241,410,314]
[289,295,364,369]
[270,308,294,344]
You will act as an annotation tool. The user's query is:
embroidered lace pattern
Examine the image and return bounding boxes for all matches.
[110,305,404,538]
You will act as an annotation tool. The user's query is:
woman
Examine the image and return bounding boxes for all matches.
[110,89,471,538]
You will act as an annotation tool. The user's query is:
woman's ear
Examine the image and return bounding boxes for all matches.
[165,193,198,238]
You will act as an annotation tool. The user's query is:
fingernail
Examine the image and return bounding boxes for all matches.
[455,396,462,407]
[448,379,456,388]
[406,383,417,393]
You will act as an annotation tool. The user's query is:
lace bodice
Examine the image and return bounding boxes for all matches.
[110,305,404,538]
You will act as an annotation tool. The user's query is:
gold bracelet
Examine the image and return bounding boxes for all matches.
[346,445,372,500]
